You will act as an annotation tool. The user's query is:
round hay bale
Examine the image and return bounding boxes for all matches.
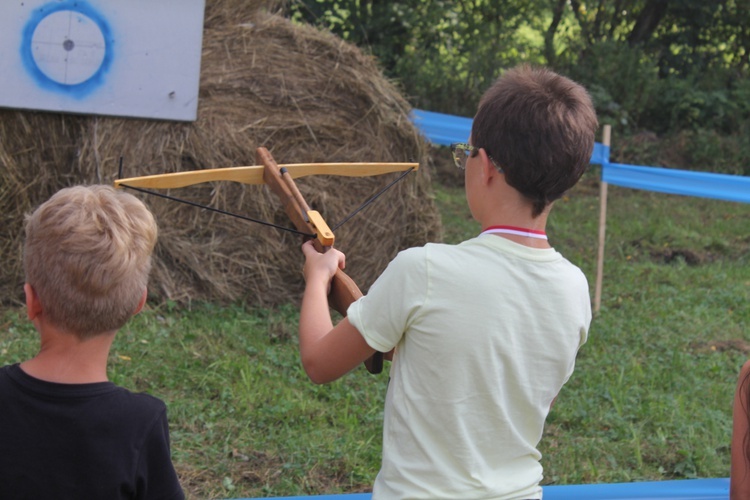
[0,111,88,304]
[0,13,441,307]
[203,0,285,29]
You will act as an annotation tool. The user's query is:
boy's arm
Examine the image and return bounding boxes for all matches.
[731,360,750,499]
[299,241,376,384]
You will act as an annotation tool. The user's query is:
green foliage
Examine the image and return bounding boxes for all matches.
[651,1,748,78]
[562,41,661,133]
[286,0,750,168]
[289,0,415,72]
[389,1,548,115]
[674,128,750,176]
[638,70,750,135]
[562,43,750,139]
[288,0,548,116]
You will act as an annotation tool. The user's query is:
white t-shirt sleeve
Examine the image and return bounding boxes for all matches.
[347,247,428,353]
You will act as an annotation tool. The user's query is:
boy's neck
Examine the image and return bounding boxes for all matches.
[467,155,552,248]
[21,325,114,384]
[481,226,551,248]
[479,204,552,249]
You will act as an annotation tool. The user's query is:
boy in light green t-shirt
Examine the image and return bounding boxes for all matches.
[298,64,598,499]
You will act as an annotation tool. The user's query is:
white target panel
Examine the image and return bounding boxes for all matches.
[0,0,206,121]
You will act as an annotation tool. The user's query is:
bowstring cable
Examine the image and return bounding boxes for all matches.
[117,158,313,237]
[118,183,316,237]
[330,167,415,231]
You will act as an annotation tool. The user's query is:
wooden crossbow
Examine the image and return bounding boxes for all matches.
[114,147,419,374]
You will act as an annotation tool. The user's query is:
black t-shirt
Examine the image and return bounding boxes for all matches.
[0,364,185,500]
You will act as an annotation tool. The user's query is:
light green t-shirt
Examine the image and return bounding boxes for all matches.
[348,234,591,499]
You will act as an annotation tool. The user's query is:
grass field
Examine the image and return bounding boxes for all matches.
[1,165,749,499]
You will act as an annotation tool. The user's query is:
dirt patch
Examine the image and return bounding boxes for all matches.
[689,339,750,354]
[653,248,704,265]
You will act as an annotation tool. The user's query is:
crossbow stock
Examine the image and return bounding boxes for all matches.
[115,147,419,374]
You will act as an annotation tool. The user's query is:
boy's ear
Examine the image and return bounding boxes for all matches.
[478,148,496,183]
[134,288,148,315]
[24,283,43,320]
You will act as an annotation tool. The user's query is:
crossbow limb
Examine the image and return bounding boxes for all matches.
[113,162,418,189]
[116,148,419,374]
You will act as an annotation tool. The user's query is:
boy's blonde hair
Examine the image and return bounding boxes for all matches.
[24,185,157,338]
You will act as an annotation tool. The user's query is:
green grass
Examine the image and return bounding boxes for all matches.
[1,167,749,498]
[0,303,387,498]
[539,171,750,486]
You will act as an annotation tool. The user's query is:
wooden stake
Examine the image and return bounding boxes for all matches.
[594,125,611,314]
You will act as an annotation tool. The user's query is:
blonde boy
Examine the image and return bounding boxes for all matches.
[0,185,184,499]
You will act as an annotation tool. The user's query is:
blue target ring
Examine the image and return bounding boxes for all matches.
[20,1,114,98]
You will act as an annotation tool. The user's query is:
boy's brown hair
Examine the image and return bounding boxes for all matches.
[471,64,598,217]
[24,185,157,338]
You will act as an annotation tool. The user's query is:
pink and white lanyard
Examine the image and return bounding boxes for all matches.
[480,225,548,240]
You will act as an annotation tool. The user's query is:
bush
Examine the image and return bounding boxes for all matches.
[675,127,750,175]
[642,76,746,135]
[561,41,661,134]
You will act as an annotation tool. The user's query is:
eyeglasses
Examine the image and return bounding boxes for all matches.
[450,143,477,170]
[450,142,502,172]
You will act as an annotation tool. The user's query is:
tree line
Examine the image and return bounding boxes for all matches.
[286,0,750,173]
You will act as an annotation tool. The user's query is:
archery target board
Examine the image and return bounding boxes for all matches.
[0,0,205,121]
